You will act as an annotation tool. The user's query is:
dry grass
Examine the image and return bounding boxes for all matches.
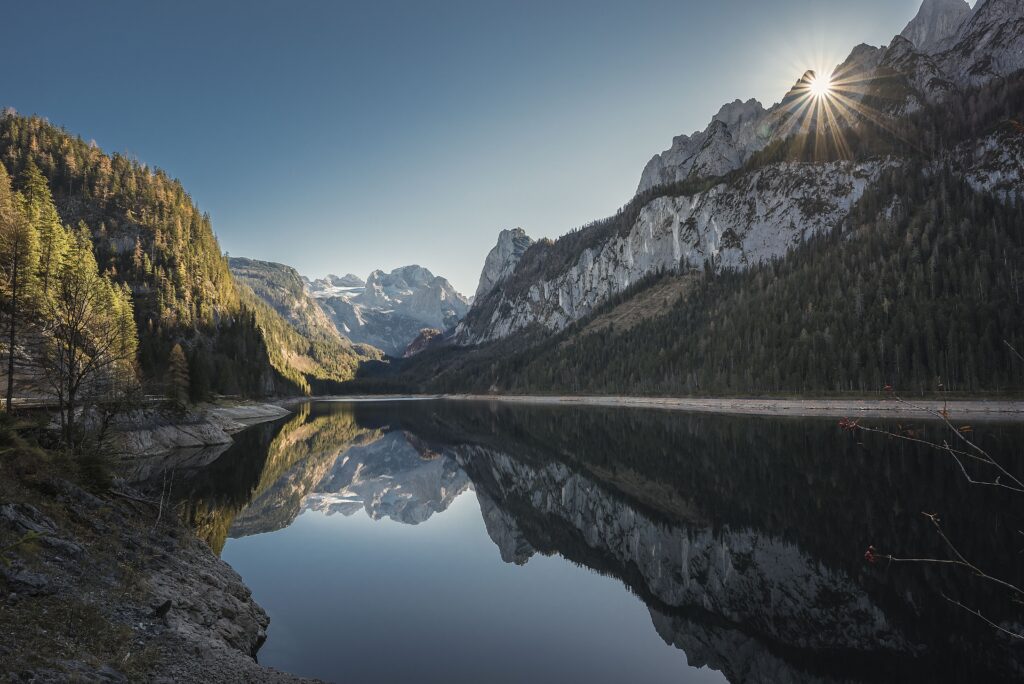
[566,274,697,343]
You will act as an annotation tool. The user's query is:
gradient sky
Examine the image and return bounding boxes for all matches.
[4,0,943,294]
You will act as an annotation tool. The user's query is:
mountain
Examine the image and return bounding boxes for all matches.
[309,265,470,356]
[900,0,972,52]
[229,257,347,343]
[316,273,365,289]
[636,0,1019,194]
[228,257,381,390]
[0,111,368,398]
[379,0,1024,396]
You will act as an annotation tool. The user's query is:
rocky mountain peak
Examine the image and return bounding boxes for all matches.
[712,98,765,128]
[901,0,972,52]
[474,228,534,299]
[328,273,364,288]
[838,43,885,75]
[637,98,775,193]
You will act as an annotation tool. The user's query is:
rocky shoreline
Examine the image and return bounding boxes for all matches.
[442,394,1024,420]
[0,402,320,683]
[110,402,292,458]
[294,394,1024,421]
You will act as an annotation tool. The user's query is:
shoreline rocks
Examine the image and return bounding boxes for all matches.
[110,402,292,458]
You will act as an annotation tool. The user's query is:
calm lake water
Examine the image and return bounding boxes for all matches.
[154,400,1024,683]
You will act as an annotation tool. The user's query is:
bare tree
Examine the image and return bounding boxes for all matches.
[844,353,1024,640]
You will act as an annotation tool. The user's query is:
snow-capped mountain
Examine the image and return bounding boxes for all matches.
[454,0,1024,346]
[308,265,471,356]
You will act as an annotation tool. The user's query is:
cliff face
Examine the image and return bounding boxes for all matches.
[458,160,891,342]
[900,0,972,53]
[474,227,534,299]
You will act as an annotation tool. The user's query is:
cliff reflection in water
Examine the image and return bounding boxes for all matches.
[160,400,1024,683]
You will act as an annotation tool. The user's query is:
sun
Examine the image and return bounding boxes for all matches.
[809,74,833,98]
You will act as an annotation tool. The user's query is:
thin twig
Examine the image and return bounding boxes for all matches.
[885,395,1024,492]
[108,489,159,507]
[1005,340,1024,366]
[941,593,1024,641]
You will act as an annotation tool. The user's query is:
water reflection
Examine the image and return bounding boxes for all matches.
[150,400,1024,683]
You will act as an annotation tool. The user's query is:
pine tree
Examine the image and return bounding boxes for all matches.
[0,164,39,411]
[20,162,68,293]
[39,225,138,445]
[167,343,190,407]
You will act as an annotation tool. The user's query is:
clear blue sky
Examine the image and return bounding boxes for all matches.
[5,0,936,294]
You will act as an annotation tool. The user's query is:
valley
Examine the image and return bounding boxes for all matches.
[1,0,1023,682]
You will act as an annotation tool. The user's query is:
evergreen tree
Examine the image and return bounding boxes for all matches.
[0,164,39,411]
[39,225,138,445]
[20,162,67,293]
[166,342,190,407]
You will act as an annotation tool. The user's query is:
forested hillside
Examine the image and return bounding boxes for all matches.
[230,257,381,394]
[0,111,368,398]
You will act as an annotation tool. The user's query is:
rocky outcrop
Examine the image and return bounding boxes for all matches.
[229,257,343,343]
[937,0,1024,87]
[403,328,442,357]
[0,474,316,682]
[474,228,536,299]
[637,99,772,193]
[110,403,291,461]
[459,160,892,342]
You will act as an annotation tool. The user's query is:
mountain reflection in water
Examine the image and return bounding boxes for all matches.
[150,400,1024,683]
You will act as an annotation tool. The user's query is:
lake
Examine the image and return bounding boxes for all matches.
[156,400,1024,683]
